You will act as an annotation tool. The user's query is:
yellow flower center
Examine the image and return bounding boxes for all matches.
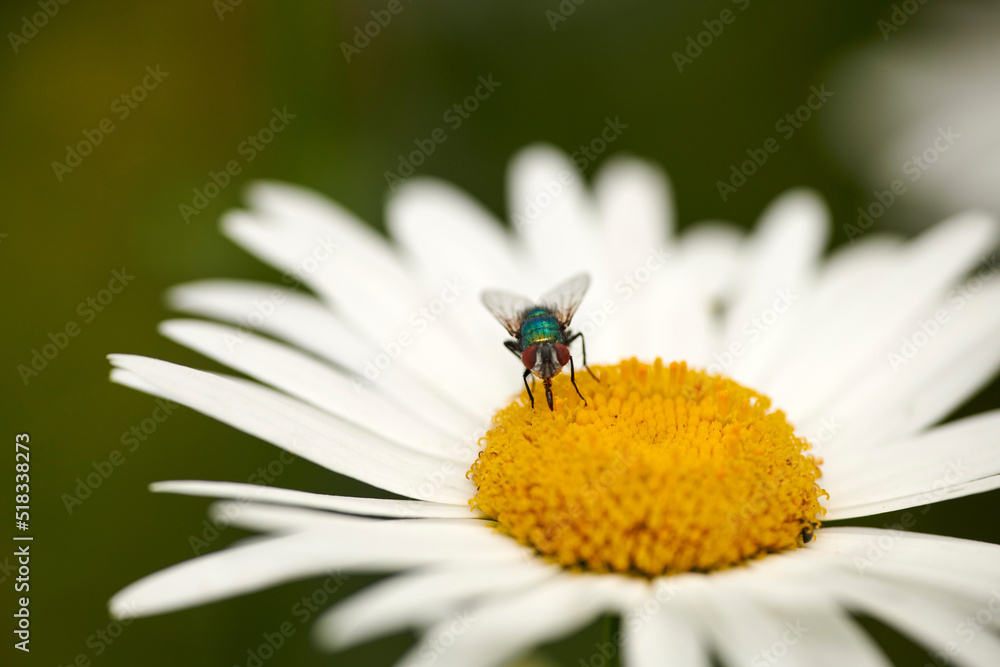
[471,359,826,577]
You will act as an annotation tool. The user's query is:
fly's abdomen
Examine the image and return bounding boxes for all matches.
[520,308,561,346]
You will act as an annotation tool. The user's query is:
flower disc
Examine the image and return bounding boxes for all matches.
[472,359,826,576]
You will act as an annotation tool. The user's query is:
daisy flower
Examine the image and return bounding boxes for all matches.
[109,145,1000,667]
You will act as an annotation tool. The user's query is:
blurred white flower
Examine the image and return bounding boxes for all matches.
[109,145,1000,667]
[824,2,1000,231]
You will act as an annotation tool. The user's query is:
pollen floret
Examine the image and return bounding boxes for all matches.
[471,359,826,577]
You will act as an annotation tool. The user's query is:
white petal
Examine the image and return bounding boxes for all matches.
[221,208,412,341]
[396,574,645,667]
[724,188,829,386]
[622,603,709,667]
[824,571,1000,667]
[387,178,524,293]
[802,279,1000,450]
[108,354,474,503]
[315,561,558,650]
[748,234,901,419]
[826,476,1000,520]
[233,181,415,340]
[768,210,999,423]
[246,180,403,284]
[630,223,742,366]
[201,502,488,536]
[223,195,500,417]
[697,579,890,667]
[167,280,481,434]
[150,480,479,518]
[159,319,470,461]
[168,279,371,364]
[507,144,601,286]
[110,367,165,397]
[110,517,525,619]
[806,527,1000,601]
[593,155,673,279]
[385,179,529,391]
[678,222,746,299]
[822,410,1000,513]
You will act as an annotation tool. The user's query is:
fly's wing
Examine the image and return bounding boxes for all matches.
[540,272,591,329]
[481,289,533,337]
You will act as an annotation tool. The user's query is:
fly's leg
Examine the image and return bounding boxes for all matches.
[523,368,534,408]
[566,331,598,382]
[569,355,588,406]
[511,341,538,407]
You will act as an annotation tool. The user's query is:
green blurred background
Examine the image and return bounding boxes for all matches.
[3,1,999,665]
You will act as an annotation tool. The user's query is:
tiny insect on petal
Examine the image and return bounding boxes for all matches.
[521,345,537,369]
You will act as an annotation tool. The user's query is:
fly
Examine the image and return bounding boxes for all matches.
[482,272,597,410]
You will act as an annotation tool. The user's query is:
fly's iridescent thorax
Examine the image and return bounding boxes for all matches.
[519,307,562,347]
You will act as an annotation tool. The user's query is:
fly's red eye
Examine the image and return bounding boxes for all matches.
[521,345,537,369]
[554,343,570,367]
